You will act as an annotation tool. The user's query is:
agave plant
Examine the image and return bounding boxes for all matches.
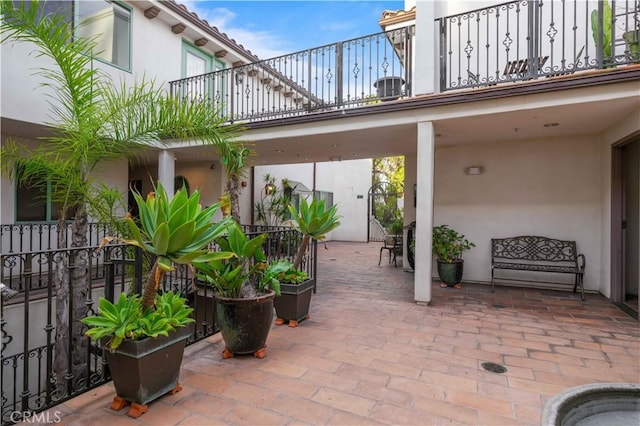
[287,197,341,270]
[82,291,194,351]
[122,183,235,309]
[195,221,291,298]
[84,183,234,350]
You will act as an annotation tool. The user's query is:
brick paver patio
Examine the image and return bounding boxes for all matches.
[47,241,639,425]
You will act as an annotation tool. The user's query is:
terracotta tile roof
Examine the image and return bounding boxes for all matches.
[160,0,260,61]
[378,6,416,27]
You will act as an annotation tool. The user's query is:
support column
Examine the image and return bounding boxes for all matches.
[158,150,175,196]
[413,1,441,95]
[414,121,435,304]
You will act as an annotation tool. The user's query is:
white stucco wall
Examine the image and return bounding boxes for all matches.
[254,159,372,242]
[316,160,372,242]
[433,135,603,292]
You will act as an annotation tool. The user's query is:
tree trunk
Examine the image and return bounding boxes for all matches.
[293,234,311,270]
[53,206,91,395]
[142,261,164,311]
[52,216,70,395]
[227,174,241,223]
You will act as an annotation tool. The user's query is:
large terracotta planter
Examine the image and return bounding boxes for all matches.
[274,278,315,327]
[215,290,275,358]
[437,259,464,286]
[105,324,192,416]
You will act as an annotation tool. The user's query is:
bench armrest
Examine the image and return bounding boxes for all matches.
[577,253,586,271]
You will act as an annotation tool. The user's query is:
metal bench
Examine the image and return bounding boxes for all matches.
[491,236,585,300]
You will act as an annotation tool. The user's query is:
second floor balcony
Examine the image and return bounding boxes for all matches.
[168,0,639,124]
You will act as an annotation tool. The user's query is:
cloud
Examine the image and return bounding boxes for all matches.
[181,1,290,59]
[321,21,357,32]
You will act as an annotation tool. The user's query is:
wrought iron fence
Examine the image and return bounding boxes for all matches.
[0,228,315,425]
[0,222,112,255]
[438,0,640,91]
[170,27,414,123]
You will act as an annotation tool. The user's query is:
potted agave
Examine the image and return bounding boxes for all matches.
[274,197,340,327]
[81,184,232,418]
[195,221,291,358]
[432,224,475,289]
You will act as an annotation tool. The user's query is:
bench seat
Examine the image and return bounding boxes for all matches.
[491,236,585,300]
[492,262,581,274]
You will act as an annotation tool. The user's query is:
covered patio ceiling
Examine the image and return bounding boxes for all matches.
[168,83,638,167]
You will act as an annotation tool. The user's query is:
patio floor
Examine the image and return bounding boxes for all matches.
[49,242,639,425]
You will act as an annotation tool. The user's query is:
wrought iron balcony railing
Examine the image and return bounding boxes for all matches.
[438,0,640,91]
[169,27,414,123]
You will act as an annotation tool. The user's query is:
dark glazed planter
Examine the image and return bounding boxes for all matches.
[541,383,640,426]
[437,260,464,286]
[189,285,217,336]
[274,278,315,327]
[105,325,192,407]
[215,290,275,358]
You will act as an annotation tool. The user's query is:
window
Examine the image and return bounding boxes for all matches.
[76,1,131,70]
[15,171,76,222]
[181,42,225,103]
[314,191,334,208]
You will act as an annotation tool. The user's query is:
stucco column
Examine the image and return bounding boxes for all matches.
[414,121,435,304]
[158,150,175,196]
[414,1,441,95]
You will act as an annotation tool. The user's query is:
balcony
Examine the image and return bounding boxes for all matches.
[169,0,639,124]
[170,27,414,123]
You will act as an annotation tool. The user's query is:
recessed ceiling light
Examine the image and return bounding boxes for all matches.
[275,149,284,153]
[331,144,340,147]
[543,122,559,127]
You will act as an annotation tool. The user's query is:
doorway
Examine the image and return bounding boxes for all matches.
[612,137,639,319]
[367,182,401,242]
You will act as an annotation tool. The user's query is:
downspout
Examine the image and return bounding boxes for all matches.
[250,166,255,224]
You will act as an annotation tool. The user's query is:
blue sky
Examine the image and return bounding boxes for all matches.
[182,1,405,59]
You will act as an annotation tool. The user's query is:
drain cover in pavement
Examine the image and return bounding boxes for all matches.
[481,362,507,374]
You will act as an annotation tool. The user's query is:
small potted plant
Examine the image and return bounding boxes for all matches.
[81,184,233,418]
[432,224,475,289]
[194,221,291,358]
[273,197,340,327]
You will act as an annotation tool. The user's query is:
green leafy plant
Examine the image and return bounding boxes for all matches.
[432,225,475,263]
[195,221,292,298]
[81,291,194,351]
[277,266,309,284]
[254,174,292,226]
[83,184,233,350]
[388,218,404,236]
[591,0,613,60]
[287,197,341,270]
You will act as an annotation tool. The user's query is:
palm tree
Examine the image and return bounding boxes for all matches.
[0,1,242,393]
[218,142,251,222]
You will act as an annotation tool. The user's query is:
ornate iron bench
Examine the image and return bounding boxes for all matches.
[491,236,585,300]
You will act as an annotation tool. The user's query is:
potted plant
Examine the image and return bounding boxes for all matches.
[273,197,340,327]
[195,221,291,358]
[81,184,233,417]
[432,224,475,289]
